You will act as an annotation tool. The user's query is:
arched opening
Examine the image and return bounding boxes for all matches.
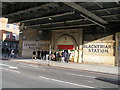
[54,34,78,62]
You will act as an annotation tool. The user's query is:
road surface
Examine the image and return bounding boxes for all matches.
[0,60,119,89]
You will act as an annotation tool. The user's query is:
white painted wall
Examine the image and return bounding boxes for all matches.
[83,40,115,65]
[22,40,50,58]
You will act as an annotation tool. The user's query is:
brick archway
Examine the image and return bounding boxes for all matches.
[55,34,77,50]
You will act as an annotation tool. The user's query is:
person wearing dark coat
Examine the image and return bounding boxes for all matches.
[41,51,44,60]
[32,50,37,59]
[4,48,9,57]
[37,50,41,59]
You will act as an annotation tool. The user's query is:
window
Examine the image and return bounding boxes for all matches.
[13,25,16,29]
[12,33,16,40]
[6,24,10,29]
[6,32,11,38]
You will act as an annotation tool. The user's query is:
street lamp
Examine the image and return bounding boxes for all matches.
[48,17,53,66]
[48,17,52,20]
[38,30,42,34]
[18,22,24,57]
[48,44,52,66]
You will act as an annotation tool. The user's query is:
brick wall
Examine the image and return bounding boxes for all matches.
[19,29,51,57]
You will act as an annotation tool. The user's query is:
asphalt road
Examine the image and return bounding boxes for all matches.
[0,60,119,89]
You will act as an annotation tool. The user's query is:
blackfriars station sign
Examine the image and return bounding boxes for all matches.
[83,41,114,56]
[83,44,113,54]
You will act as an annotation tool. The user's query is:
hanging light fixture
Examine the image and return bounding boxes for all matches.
[48,17,52,20]
[38,30,42,34]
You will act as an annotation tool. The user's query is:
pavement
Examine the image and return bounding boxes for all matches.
[1,57,119,75]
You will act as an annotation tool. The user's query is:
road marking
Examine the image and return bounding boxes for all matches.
[0,63,11,67]
[29,64,38,67]
[1,67,9,71]
[18,63,45,70]
[65,73,96,79]
[9,66,18,69]
[9,69,21,73]
[85,80,93,83]
[2,67,21,73]
[80,69,118,77]
[19,63,42,68]
[0,63,18,69]
[38,76,95,88]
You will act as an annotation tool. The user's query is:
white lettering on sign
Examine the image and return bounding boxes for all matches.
[22,40,50,57]
[23,41,50,50]
[83,42,114,56]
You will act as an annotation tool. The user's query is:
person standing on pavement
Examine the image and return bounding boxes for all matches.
[54,52,57,61]
[57,51,62,62]
[41,50,44,60]
[65,50,69,63]
[4,48,6,57]
[2,48,4,57]
[46,50,49,61]
[37,49,41,59]
[32,50,37,60]
[10,49,15,58]
[66,52,70,63]
[43,51,47,60]
[51,52,55,60]
[5,48,10,57]
[4,48,7,57]
[43,51,45,60]
[8,49,11,57]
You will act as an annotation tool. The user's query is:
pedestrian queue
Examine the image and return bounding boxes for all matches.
[31,49,71,63]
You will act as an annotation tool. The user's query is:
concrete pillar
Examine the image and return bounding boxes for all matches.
[78,45,83,63]
[78,30,83,63]
[74,49,78,63]
[115,32,120,66]
[18,32,23,57]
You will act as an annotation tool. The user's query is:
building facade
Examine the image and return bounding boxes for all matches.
[0,17,20,55]
[52,28,117,66]
[19,26,120,66]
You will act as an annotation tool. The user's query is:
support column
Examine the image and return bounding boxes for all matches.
[78,45,83,63]
[0,1,2,90]
[78,30,83,63]
[18,30,23,57]
[74,46,78,63]
[115,32,120,66]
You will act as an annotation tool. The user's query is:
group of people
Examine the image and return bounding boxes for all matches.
[32,49,71,63]
[54,50,71,63]
[2,48,17,58]
[32,50,49,60]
